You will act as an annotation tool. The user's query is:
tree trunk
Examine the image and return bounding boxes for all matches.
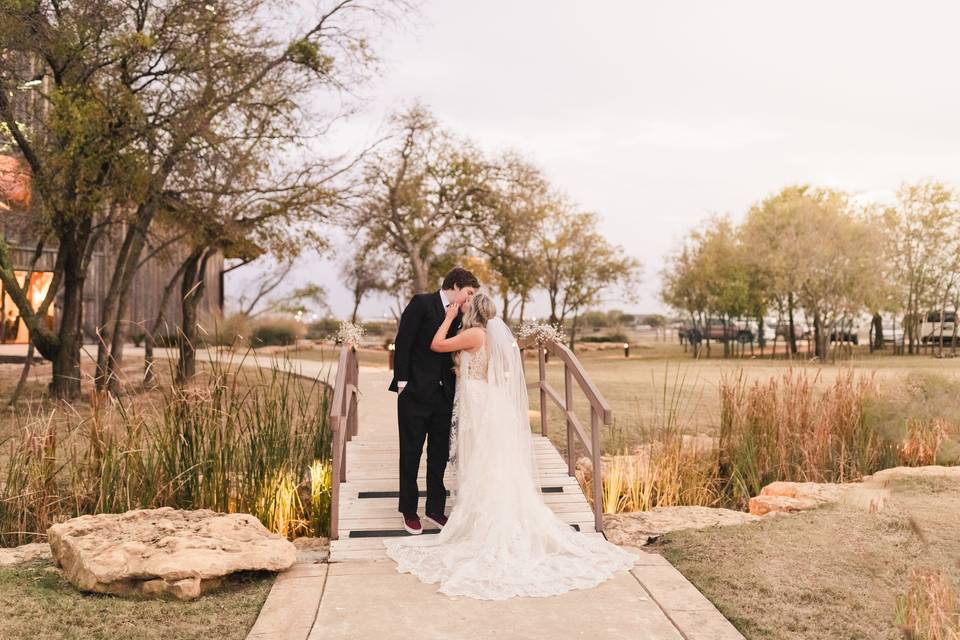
[569,310,580,350]
[176,249,211,385]
[95,219,140,392]
[8,343,35,406]
[350,296,361,324]
[49,241,86,399]
[813,313,828,360]
[787,292,798,356]
[144,262,187,386]
[104,215,154,394]
[756,315,765,356]
[410,253,430,293]
[871,313,883,351]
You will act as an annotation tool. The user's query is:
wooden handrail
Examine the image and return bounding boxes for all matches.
[520,337,614,534]
[328,343,359,541]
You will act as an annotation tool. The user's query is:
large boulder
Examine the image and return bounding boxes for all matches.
[48,507,296,600]
[604,506,761,546]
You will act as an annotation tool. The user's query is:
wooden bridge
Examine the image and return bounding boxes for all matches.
[246,343,746,640]
[327,338,612,561]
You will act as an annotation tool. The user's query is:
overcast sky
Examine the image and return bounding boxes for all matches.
[227,0,960,321]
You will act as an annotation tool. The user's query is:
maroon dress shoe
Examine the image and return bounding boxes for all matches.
[402,514,422,535]
[424,512,448,529]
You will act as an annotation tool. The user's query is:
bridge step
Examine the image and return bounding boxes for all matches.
[331,419,598,562]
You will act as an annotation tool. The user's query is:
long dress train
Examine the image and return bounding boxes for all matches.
[384,319,636,600]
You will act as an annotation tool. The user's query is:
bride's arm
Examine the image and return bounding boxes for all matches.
[431,304,483,353]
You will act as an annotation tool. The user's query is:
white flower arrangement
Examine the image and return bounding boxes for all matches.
[335,321,365,348]
[517,320,566,346]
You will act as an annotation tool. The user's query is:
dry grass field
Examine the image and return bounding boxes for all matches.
[287,337,960,457]
[656,474,960,640]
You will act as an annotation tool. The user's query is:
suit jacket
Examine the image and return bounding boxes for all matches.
[389,291,461,405]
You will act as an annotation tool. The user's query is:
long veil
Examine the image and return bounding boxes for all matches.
[484,318,542,489]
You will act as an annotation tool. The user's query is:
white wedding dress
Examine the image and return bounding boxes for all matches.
[384,318,636,600]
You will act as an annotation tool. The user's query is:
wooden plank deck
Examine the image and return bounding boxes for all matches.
[329,373,595,561]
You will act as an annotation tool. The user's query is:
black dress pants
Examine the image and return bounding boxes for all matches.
[397,385,452,517]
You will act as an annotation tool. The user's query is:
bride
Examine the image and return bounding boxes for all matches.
[384,292,636,600]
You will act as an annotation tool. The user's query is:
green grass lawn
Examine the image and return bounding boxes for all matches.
[654,475,960,640]
[0,561,273,640]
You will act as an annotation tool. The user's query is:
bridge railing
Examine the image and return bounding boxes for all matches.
[328,344,359,541]
[520,337,614,533]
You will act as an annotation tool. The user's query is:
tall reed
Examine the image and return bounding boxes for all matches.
[0,350,332,546]
[895,567,960,640]
[584,367,958,515]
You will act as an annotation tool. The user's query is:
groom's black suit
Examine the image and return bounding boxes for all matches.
[389,291,461,518]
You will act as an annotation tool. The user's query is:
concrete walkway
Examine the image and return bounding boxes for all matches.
[246,361,744,640]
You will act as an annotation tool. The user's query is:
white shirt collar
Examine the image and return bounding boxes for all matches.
[439,288,451,308]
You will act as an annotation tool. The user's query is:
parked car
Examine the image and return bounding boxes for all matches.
[919,311,958,344]
[766,320,807,341]
[829,321,860,345]
[703,320,754,343]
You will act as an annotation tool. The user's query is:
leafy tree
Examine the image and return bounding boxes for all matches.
[473,154,549,321]
[882,181,960,354]
[538,208,641,347]
[342,243,390,323]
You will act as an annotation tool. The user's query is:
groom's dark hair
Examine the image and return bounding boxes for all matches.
[442,267,480,291]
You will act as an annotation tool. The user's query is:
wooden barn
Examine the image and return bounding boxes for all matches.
[0,160,223,345]
[1,53,223,345]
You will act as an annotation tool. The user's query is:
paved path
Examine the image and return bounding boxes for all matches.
[247,361,744,640]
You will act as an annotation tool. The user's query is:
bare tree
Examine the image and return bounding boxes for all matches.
[349,105,497,293]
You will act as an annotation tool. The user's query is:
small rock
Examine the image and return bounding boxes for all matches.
[760,481,844,504]
[0,543,52,567]
[748,495,821,516]
[866,465,960,484]
[604,506,761,546]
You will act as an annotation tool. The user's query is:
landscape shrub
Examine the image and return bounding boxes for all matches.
[210,313,252,347]
[252,316,305,346]
[580,333,630,344]
[306,317,340,340]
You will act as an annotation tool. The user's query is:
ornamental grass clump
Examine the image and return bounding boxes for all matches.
[0,351,332,546]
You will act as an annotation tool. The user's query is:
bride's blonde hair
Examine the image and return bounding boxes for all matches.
[461,292,497,330]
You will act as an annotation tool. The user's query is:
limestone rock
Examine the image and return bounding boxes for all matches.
[604,506,761,546]
[866,465,960,484]
[759,481,844,504]
[748,495,821,516]
[0,542,52,567]
[47,507,295,600]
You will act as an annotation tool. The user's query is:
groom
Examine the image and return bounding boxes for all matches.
[390,267,479,534]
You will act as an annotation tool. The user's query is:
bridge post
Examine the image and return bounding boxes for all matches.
[538,346,548,436]
[564,365,574,476]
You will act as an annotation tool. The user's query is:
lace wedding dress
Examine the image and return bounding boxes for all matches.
[384,318,636,600]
